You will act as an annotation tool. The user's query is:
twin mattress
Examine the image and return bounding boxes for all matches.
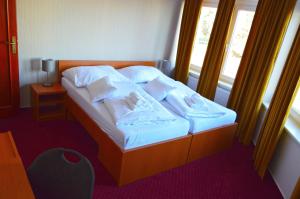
[136,74,237,134]
[62,77,190,150]
[161,100,236,133]
[62,70,237,149]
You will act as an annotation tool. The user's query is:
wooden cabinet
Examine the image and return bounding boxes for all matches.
[31,83,66,121]
[0,131,35,199]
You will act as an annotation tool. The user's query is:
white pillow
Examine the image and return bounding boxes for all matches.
[86,76,117,103]
[118,66,161,83]
[144,77,176,101]
[62,66,127,87]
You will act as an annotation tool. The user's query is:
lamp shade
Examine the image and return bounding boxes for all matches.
[42,59,55,72]
[160,59,172,76]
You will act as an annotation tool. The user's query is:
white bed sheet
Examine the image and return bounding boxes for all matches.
[161,100,236,133]
[135,75,237,134]
[62,77,190,150]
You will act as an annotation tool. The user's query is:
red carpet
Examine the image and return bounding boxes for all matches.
[0,109,283,199]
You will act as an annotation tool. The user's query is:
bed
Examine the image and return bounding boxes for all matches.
[164,93,237,162]
[119,67,238,163]
[58,60,192,186]
[62,77,190,150]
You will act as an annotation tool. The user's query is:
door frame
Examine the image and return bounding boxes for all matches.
[0,0,20,117]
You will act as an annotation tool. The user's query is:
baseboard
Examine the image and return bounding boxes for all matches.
[269,169,287,199]
[251,140,287,199]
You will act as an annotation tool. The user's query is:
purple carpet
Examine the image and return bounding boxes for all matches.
[0,109,283,199]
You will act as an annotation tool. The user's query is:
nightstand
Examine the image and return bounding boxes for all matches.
[31,83,66,121]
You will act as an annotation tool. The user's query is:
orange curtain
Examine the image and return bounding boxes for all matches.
[227,0,296,145]
[174,0,203,84]
[196,0,236,100]
[254,26,300,178]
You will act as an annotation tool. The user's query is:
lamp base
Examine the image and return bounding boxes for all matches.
[42,82,53,87]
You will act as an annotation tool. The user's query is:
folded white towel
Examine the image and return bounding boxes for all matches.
[166,91,225,118]
[184,94,207,110]
[104,97,175,126]
[126,92,152,111]
[104,98,133,124]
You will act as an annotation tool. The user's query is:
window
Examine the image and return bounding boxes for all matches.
[291,88,300,123]
[220,10,255,82]
[190,6,217,70]
[190,1,257,84]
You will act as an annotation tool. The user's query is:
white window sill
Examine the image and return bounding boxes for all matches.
[262,102,300,145]
[189,71,232,91]
[189,70,200,78]
[285,118,300,145]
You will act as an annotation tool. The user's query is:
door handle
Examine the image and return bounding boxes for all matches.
[0,36,17,54]
[7,41,16,45]
[10,36,17,54]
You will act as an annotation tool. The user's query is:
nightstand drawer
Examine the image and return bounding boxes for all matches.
[39,94,65,106]
[31,83,66,121]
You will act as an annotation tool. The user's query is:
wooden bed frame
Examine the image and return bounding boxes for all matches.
[58,60,237,186]
[187,123,237,162]
[58,60,192,186]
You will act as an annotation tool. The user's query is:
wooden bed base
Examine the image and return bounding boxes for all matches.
[66,95,192,186]
[187,123,238,163]
[59,60,237,186]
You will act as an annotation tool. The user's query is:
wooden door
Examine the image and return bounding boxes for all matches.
[0,0,19,117]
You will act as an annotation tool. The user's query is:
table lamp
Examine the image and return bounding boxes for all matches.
[42,59,55,87]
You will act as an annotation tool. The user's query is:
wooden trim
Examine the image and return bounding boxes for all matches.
[0,132,35,199]
[187,123,238,162]
[8,0,20,113]
[0,0,20,117]
[66,95,192,186]
[58,60,157,81]
[118,135,191,186]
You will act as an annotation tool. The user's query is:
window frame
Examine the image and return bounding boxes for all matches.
[219,4,256,84]
[190,1,257,86]
[290,109,300,124]
[190,5,218,71]
[290,89,300,124]
[190,2,218,73]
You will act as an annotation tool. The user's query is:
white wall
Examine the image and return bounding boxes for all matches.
[254,105,300,199]
[16,0,182,107]
[269,132,300,199]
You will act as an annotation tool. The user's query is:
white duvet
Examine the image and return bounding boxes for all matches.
[62,77,190,149]
[103,82,176,126]
[140,74,226,119]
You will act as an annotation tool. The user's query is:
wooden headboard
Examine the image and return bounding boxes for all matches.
[57,60,157,80]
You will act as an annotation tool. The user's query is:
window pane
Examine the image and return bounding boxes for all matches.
[222,10,255,79]
[191,6,217,69]
[292,88,300,114]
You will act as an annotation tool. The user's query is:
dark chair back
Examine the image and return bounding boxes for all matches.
[28,148,95,199]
